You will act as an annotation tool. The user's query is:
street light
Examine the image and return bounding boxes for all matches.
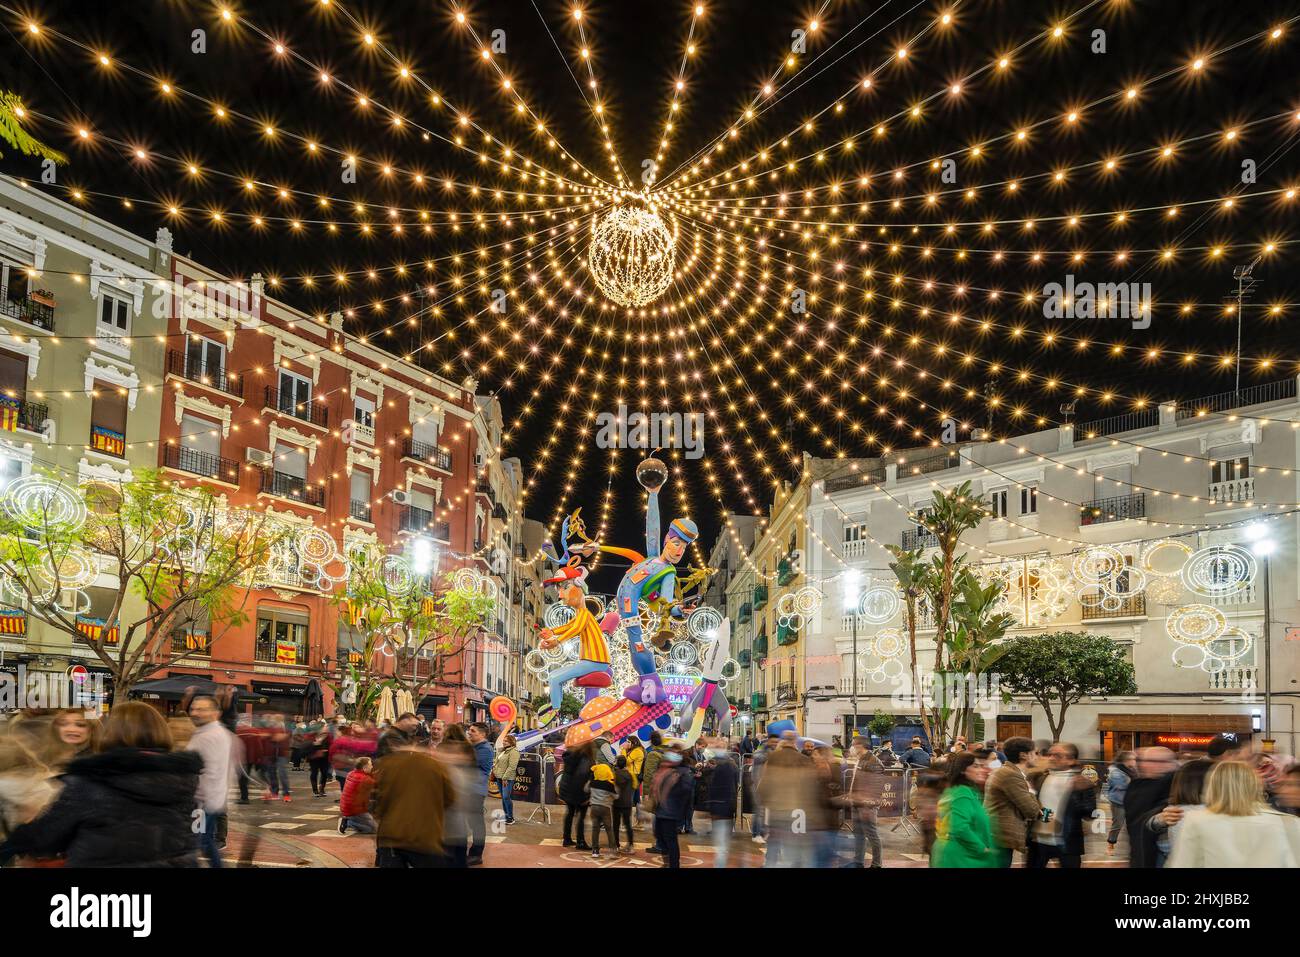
[843,569,862,744]
[1245,522,1274,744]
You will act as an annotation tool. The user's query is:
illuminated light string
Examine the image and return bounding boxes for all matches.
[326,0,612,190]
[8,27,604,206]
[654,0,845,189]
[206,0,609,194]
[665,193,1298,331]
[670,218,1300,449]
[668,7,1296,194]
[644,0,707,173]
[548,2,631,189]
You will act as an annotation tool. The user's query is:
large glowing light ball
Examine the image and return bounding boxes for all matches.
[588,205,676,307]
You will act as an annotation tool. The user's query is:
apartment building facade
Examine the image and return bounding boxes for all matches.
[0,177,168,706]
[803,380,1300,756]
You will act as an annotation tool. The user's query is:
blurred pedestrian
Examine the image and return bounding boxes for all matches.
[0,737,56,853]
[371,741,456,867]
[262,714,292,803]
[338,756,377,834]
[984,736,1041,867]
[376,713,419,759]
[434,724,475,866]
[1103,750,1135,856]
[1167,760,1300,867]
[639,731,665,848]
[931,751,997,868]
[900,736,931,768]
[1124,746,1177,867]
[704,749,738,867]
[186,695,236,868]
[623,736,644,827]
[0,703,200,867]
[559,740,594,851]
[307,723,332,797]
[41,710,98,771]
[589,758,618,858]
[757,733,818,867]
[843,737,884,868]
[1026,742,1096,868]
[1144,757,1210,866]
[652,746,694,868]
[810,743,844,867]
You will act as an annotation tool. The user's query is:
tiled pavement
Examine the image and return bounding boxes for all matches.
[224,766,1127,868]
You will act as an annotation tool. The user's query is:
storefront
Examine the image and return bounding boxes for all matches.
[251,680,308,716]
[1097,713,1255,758]
[417,694,449,721]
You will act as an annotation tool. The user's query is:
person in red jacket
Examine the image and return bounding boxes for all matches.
[339,756,377,834]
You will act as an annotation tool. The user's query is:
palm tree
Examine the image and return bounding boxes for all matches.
[0,92,68,164]
[947,569,1016,740]
[885,544,933,745]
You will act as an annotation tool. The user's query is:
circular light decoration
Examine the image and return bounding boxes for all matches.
[1140,539,1193,577]
[793,586,823,616]
[1145,575,1185,605]
[542,601,576,630]
[1181,544,1256,599]
[380,555,417,597]
[298,528,339,568]
[858,586,900,623]
[871,628,905,659]
[1205,626,1253,664]
[669,641,699,667]
[2,476,86,528]
[1166,602,1227,646]
[686,605,722,639]
[588,205,676,307]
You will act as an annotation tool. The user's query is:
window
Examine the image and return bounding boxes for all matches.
[1,259,30,303]
[278,369,312,414]
[185,337,225,380]
[989,489,1008,518]
[98,292,131,334]
[1020,486,1038,515]
[843,522,868,543]
[180,414,221,459]
[0,453,23,493]
[89,380,127,457]
[255,607,309,665]
[353,396,375,430]
[1210,457,1249,484]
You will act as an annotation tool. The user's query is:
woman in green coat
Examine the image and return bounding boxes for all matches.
[932,752,999,868]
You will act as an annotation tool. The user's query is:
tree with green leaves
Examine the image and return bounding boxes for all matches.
[917,480,987,674]
[0,470,288,700]
[868,708,896,740]
[0,92,68,163]
[331,554,495,721]
[996,632,1138,741]
[531,690,582,722]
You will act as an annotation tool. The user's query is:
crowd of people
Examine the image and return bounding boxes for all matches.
[3,699,1299,869]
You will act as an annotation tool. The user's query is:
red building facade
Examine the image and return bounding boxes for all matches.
[153,255,496,718]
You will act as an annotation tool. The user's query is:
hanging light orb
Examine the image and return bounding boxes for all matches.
[588,204,676,307]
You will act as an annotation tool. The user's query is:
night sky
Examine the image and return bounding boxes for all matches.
[2,0,1298,587]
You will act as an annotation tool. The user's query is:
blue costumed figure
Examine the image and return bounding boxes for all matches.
[598,463,698,707]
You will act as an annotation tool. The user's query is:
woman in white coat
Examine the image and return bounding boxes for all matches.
[1167,760,1300,868]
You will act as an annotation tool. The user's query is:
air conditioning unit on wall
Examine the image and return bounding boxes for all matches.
[391,489,412,506]
[245,448,273,466]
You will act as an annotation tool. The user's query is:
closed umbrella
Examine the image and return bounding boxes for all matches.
[304,678,324,720]
[377,686,396,724]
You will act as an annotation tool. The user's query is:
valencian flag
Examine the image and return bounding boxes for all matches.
[76,616,119,645]
[0,608,26,635]
[0,396,19,432]
[275,640,298,664]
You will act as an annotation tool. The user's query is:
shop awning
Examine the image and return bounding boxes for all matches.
[130,675,260,704]
[1097,713,1254,734]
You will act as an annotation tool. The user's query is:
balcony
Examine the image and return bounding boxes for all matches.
[824,466,886,493]
[750,692,768,711]
[353,422,375,445]
[737,649,752,667]
[752,632,768,655]
[752,584,768,610]
[1210,584,1257,607]
[261,386,328,428]
[166,350,241,397]
[736,602,752,625]
[0,293,55,331]
[1076,408,1159,442]
[899,448,959,477]
[259,469,326,508]
[1208,666,1258,691]
[399,505,434,533]
[1080,492,1146,526]
[75,616,119,646]
[1080,594,1146,620]
[776,621,799,646]
[776,555,798,586]
[841,538,874,559]
[839,676,874,695]
[171,631,211,657]
[89,425,126,458]
[902,528,939,549]
[776,682,798,703]
[0,396,48,435]
[164,444,240,483]
[492,501,508,522]
[1208,477,1253,504]
[349,499,372,523]
[1176,378,1297,422]
[402,438,452,471]
[254,640,306,666]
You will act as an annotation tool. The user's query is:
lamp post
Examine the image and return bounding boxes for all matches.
[1245,522,1275,745]
[843,569,862,744]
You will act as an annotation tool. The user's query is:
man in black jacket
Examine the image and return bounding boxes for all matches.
[704,750,738,867]
[1027,742,1097,868]
[376,713,419,759]
[1123,746,1177,867]
[653,747,695,868]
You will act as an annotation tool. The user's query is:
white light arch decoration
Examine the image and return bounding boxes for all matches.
[1181,544,1256,599]
[588,205,676,307]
